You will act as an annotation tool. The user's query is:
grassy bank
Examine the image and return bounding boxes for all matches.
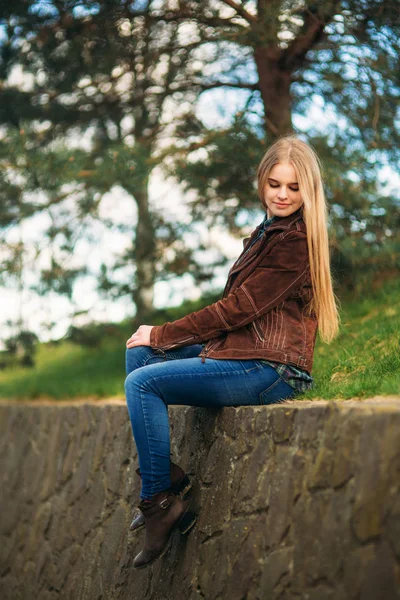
[0,280,399,401]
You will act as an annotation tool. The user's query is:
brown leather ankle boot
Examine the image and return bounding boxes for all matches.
[130,461,192,533]
[132,489,196,569]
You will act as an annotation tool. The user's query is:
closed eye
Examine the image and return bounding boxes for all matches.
[269,183,299,192]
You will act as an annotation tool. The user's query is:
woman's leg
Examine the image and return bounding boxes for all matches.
[124,354,298,499]
[125,343,204,376]
[125,344,204,496]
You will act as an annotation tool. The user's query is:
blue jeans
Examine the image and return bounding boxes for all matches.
[124,344,298,499]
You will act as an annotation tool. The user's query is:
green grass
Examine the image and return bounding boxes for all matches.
[303,277,400,400]
[0,280,399,401]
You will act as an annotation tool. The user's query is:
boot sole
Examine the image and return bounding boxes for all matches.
[177,509,197,535]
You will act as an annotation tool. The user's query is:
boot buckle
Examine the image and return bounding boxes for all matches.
[159,497,170,509]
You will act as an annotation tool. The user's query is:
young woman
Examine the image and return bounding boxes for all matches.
[124,134,340,569]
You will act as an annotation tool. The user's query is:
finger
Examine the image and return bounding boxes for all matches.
[126,334,138,343]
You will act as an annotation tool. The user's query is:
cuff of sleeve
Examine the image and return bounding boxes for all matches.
[150,325,162,348]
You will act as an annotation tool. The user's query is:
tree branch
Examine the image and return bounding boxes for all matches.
[282,3,341,70]
[130,7,248,29]
[151,128,233,163]
[219,0,257,24]
[169,80,259,93]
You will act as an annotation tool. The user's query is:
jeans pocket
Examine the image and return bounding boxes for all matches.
[259,377,296,405]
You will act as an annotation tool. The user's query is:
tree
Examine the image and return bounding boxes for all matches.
[0,0,229,327]
[1,0,399,347]
[158,0,400,290]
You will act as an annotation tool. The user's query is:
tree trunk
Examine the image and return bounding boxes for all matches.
[254,47,293,137]
[131,184,157,322]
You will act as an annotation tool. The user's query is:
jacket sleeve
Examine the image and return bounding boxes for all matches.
[150,231,309,351]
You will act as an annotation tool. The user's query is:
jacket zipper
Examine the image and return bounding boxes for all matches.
[199,338,223,363]
[156,335,196,352]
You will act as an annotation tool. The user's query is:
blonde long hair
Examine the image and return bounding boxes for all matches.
[257,135,340,344]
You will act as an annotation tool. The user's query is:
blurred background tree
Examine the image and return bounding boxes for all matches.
[0,0,399,364]
[162,0,400,291]
[0,0,229,330]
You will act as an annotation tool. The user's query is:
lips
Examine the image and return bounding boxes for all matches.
[275,202,289,207]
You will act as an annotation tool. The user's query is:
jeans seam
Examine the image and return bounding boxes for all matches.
[253,360,269,370]
[142,349,202,366]
[139,385,166,498]
[259,375,283,404]
[145,368,249,387]
[240,360,264,373]
[144,355,163,366]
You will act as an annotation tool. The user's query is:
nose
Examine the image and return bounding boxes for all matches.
[277,186,288,200]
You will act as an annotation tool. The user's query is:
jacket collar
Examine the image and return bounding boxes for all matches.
[267,205,303,228]
[230,206,305,278]
[265,205,305,233]
[245,205,305,248]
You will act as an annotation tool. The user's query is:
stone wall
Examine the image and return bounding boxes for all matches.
[1,397,399,600]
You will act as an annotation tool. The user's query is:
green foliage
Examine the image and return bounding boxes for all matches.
[163,0,400,288]
[64,321,125,348]
[0,329,39,369]
[167,114,267,233]
[0,1,234,316]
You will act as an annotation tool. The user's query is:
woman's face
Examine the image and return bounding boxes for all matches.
[263,161,303,218]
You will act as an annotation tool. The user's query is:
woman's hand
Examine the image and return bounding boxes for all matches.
[126,325,154,349]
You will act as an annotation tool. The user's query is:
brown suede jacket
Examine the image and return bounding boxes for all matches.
[150,206,318,373]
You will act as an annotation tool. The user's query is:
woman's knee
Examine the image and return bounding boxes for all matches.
[124,368,152,399]
[124,369,161,423]
[125,345,151,375]
[124,371,142,417]
[125,369,139,394]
